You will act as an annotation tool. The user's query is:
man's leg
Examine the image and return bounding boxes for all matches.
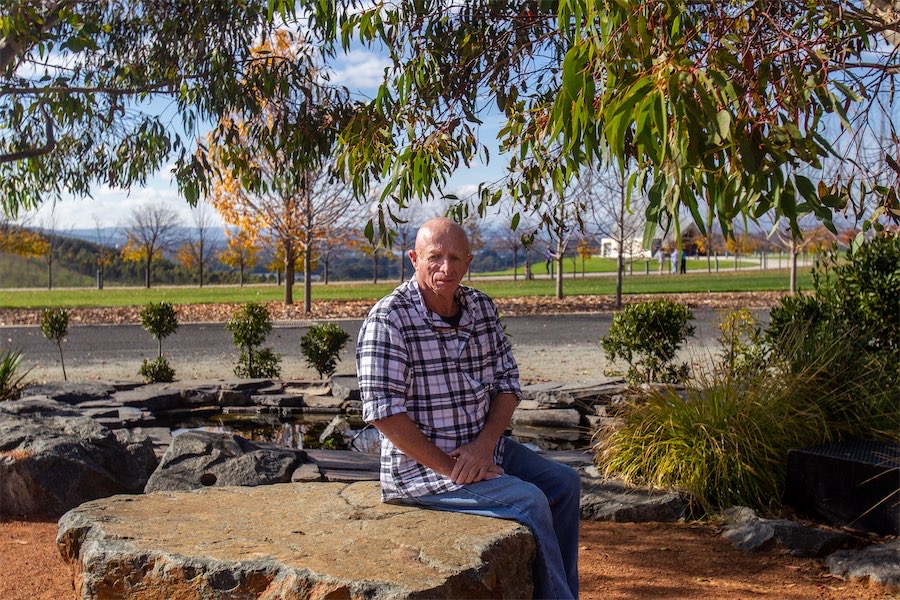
[501,438,581,598]
[409,476,575,599]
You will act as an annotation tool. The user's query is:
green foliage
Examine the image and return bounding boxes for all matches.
[0,348,29,401]
[767,235,899,420]
[140,302,178,358]
[602,299,695,384]
[40,307,69,381]
[327,1,897,243]
[0,1,353,217]
[139,356,175,384]
[227,303,282,378]
[300,323,350,378]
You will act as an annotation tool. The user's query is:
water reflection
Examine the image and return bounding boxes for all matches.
[168,412,591,453]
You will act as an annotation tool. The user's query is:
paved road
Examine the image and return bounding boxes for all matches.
[4,310,745,379]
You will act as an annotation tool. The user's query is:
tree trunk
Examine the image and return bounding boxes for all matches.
[145,254,152,288]
[303,246,312,314]
[399,253,405,282]
[372,255,378,284]
[283,241,294,305]
[198,240,204,288]
[239,260,245,287]
[324,255,330,284]
[790,245,798,295]
[513,247,518,281]
[615,183,626,309]
[555,253,563,299]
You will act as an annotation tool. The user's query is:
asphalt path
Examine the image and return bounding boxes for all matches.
[4,310,741,375]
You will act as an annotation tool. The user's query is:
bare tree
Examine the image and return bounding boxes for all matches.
[122,203,181,288]
[579,163,647,309]
[37,208,71,290]
[183,203,219,287]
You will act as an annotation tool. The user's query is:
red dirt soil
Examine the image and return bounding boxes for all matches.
[1,518,894,599]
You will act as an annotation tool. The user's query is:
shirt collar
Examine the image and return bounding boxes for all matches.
[409,278,472,331]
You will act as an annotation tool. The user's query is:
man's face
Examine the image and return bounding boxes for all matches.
[410,225,472,301]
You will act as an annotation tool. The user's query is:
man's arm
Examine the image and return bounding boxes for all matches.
[374,413,504,481]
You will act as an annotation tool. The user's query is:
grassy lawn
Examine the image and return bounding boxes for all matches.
[0,268,813,309]
[478,255,763,277]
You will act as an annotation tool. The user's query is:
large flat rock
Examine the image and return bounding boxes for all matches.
[58,481,535,599]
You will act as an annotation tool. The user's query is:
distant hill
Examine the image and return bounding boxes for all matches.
[0,253,95,288]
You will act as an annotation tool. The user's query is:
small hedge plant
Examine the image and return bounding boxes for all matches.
[40,308,69,381]
[300,323,350,378]
[139,302,178,383]
[227,303,281,379]
[601,299,695,384]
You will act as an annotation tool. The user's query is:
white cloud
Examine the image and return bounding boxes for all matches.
[327,49,391,95]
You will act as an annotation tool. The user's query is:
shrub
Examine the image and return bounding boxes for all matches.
[766,234,899,441]
[595,367,829,514]
[227,303,282,379]
[139,356,175,383]
[0,348,29,401]
[300,323,350,378]
[40,307,69,381]
[140,302,178,359]
[601,299,695,384]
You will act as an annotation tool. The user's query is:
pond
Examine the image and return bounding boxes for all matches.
[166,412,594,454]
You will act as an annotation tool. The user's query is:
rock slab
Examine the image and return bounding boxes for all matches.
[58,481,535,599]
[0,398,156,518]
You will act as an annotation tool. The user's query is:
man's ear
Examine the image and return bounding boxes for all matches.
[408,249,417,266]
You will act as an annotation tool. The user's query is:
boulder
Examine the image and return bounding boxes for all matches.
[144,430,307,493]
[0,399,156,518]
[580,477,687,522]
[58,482,535,599]
[826,540,900,589]
[721,507,861,558]
[330,375,360,402]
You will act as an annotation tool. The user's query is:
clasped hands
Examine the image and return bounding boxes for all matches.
[447,439,504,484]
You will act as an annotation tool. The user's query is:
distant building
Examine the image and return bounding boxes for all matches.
[599,236,653,259]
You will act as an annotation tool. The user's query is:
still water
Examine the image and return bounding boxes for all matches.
[169,412,593,453]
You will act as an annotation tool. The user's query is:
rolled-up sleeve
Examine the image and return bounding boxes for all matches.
[487,303,522,402]
[357,314,410,423]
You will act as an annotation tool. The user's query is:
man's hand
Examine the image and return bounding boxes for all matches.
[448,438,504,484]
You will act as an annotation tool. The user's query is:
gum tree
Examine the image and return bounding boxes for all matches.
[324,1,898,242]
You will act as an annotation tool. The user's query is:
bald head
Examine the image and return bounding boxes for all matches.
[415,217,470,255]
[409,217,473,312]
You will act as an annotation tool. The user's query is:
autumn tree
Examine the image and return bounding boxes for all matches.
[122,203,181,288]
[0,217,44,259]
[219,228,259,287]
[327,1,898,247]
[206,30,354,311]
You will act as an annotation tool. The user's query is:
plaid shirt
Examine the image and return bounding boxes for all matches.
[357,278,522,501]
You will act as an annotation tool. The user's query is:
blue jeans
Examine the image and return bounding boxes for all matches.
[404,438,581,599]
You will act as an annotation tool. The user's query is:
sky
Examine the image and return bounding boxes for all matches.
[24,45,507,236]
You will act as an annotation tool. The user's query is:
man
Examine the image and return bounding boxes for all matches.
[356,217,581,599]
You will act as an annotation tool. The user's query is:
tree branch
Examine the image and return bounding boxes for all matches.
[0,105,55,164]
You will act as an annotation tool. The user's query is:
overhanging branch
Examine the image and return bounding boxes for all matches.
[0,105,55,164]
